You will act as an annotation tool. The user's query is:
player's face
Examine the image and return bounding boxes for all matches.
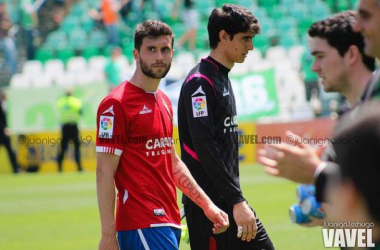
[136,35,174,79]
[308,37,348,93]
[355,0,380,59]
[225,30,255,64]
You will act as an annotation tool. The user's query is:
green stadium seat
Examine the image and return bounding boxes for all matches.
[289,4,308,23]
[57,47,75,65]
[301,0,318,5]
[83,0,98,9]
[46,30,68,50]
[337,0,350,11]
[70,2,88,18]
[195,0,214,18]
[61,16,81,35]
[88,30,108,48]
[215,0,238,7]
[259,18,276,38]
[68,28,87,51]
[310,3,331,21]
[252,7,269,21]
[195,27,209,50]
[276,17,297,34]
[237,0,258,9]
[279,34,300,49]
[349,0,359,8]
[268,5,288,21]
[259,0,278,11]
[122,42,135,61]
[298,18,314,37]
[144,11,160,21]
[81,16,94,33]
[35,47,54,64]
[281,0,297,7]
[82,46,99,61]
[157,2,172,19]
[172,23,187,39]
[254,35,270,53]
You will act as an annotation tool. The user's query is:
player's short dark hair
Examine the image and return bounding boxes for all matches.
[208,4,260,49]
[134,20,174,51]
[333,100,380,223]
[308,11,375,71]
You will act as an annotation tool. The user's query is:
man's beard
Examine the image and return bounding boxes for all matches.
[140,59,171,79]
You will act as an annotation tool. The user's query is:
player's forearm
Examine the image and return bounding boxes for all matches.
[96,166,117,237]
[172,156,214,211]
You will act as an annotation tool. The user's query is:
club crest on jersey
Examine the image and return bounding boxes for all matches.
[153,208,166,216]
[99,116,114,138]
[139,105,152,115]
[223,87,230,97]
[192,96,208,118]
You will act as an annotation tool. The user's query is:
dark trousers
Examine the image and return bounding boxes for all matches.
[184,202,275,250]
[0,132,19,173]
[57,123,82,172]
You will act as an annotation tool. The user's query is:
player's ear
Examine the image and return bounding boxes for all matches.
[219,30,229,43]
[133,48,139,61]
[346,45,359,66]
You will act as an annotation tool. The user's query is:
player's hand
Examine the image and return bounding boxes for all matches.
[257,131,322,184]
[203,204,229,234]
[98,235,119,250]
[233,201,257,242]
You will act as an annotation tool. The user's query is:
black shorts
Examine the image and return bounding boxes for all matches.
[184,202,275,250]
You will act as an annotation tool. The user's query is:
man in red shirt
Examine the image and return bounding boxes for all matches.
[96,20,229,250]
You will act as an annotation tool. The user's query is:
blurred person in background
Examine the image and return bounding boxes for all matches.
[0,0,17,76]
[104,46,123,90]
[258,0,380,228]
[326,100,380,248]
[0,89,20,174]
[172,0,198,51]
[19,0,39,60]
[96,20,229,250]
[257,10,375,194]
[301,48,320,102]
[56,88,83,172]
[354,0,380,100]
[258,0,380,186]
[178,4,274,250]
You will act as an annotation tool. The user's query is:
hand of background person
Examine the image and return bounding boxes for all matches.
[203,204,229,234]
[258,131,322,184]
[233,201,257,242]
[299,202,331,228]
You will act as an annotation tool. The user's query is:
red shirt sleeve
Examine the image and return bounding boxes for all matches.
[96,98,127,156]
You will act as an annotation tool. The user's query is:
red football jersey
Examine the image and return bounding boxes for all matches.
[96,81,180,231]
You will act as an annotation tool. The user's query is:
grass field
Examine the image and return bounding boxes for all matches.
[0,164,337,250]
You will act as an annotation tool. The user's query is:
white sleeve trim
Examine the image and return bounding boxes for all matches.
[314,161,327,179]
[96,146,123,156]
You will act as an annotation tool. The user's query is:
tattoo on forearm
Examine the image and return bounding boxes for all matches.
[178,174,203,205]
